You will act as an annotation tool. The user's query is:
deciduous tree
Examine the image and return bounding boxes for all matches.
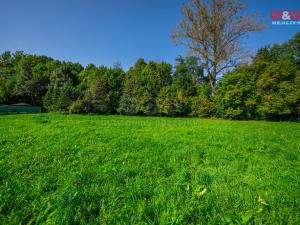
[173,0,264,96]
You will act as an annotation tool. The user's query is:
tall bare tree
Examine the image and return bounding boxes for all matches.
[173,0,264,96]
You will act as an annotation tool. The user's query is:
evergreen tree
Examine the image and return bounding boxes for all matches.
[43,65,77,112]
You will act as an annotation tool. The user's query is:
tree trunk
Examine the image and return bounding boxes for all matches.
[209,67,217,96]
[211,80,216,96]
[30,93,36,106]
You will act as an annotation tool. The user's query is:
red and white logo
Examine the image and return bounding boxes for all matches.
[272,10,300,25]
[272,11,300,21]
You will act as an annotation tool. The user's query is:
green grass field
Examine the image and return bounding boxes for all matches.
[0,114,299,224]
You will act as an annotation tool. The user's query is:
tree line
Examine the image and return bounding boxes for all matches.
[0,32,299,120]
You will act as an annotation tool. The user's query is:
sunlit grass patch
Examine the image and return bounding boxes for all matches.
[0,114,299,224]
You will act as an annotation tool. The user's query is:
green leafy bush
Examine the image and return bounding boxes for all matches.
[68,100,85,114]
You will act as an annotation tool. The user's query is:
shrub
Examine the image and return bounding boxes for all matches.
[68,100,85,114]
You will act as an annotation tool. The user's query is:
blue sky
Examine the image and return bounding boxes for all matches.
[0,0,299,70]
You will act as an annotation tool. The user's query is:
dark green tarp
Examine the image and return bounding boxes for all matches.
[0,105,41,113]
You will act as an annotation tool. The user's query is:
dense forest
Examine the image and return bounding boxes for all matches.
[0,32,299,120]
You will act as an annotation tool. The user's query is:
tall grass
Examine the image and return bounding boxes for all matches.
[0,114,299,224]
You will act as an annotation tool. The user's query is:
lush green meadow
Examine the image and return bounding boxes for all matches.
[0,114,299,224]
